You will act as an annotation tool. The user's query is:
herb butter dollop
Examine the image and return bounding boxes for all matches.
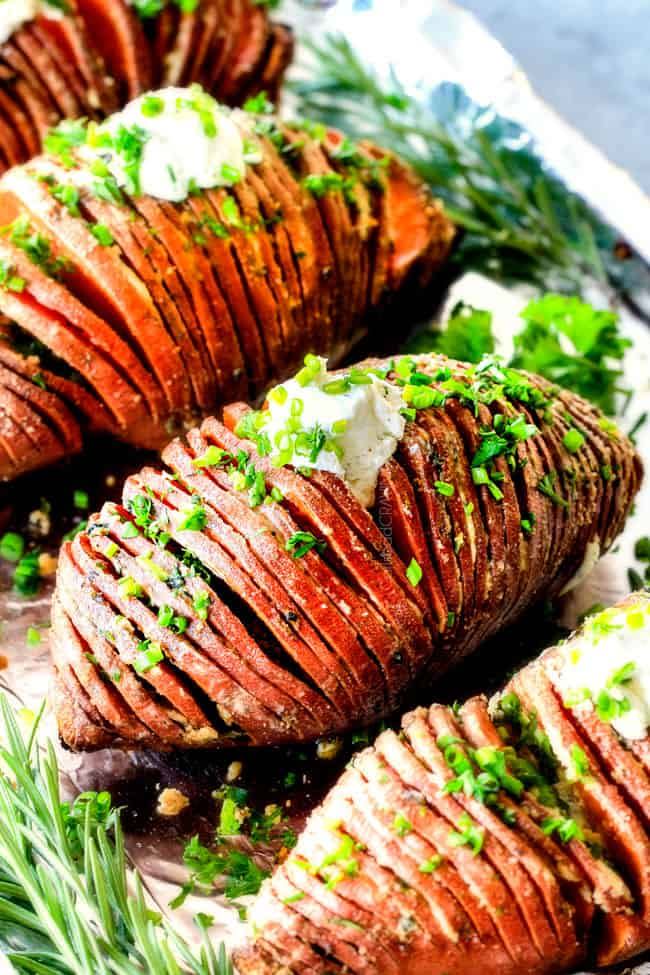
[84,86,260,203]
[556,596,650,740]
[0,0,63,45]
[259,356,406,507]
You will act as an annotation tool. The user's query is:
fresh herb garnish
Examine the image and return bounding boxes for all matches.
[0,531,24,562]
[541,815,583,843]
[293,36,629,293]
[177,498,208,532]
[537,472,568,508]
[410,302,495,361]
[392,812,412,837]
[406,557,422,586]
[0,259,26,293]
[2,215,72,280]
[511,295,630,415]
[285,531,326,559]
[133,638,165,673]
[90,223,114,246]
[448,813,484,855]
[13,549,41,596]
[0,696,231,974]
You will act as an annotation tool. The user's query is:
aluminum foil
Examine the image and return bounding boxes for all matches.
[1,2,650,971]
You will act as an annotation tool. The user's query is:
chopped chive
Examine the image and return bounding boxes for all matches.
[90,223,114,246]
[434,480,455,497]
[406,558,422,586]
[26,626,41,646]
[392,813,412,837]
[73,490,89,510]
[133,639,164,674]
[193,590,210,620]
[0,531,24,562]
[285,531,326,559]
[562,428,585,453]
[418,854,443,873]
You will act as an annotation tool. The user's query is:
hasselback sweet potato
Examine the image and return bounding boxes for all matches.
[0,0,292,172]
[49,352,642,751]
[236,592,650,975]
[0,112,453,479]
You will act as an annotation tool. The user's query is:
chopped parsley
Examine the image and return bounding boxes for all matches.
[13,550,41,596]
[285,531,326,559]
[512,295,630,416]
[2,215,72,280]
[177,498,208,532]
[170,836,268,910]
[537,472,568,508]
[0,531,24,562]
[541,816,583,844]
[408,302,495,361]
[0,259,26,293]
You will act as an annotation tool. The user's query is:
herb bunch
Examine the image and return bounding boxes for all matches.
[406,293,631,418]
[0,696,231,975]
[293,35,629,294]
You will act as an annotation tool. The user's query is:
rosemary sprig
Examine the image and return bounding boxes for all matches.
[292,35,625,293]
[0,695,232,975]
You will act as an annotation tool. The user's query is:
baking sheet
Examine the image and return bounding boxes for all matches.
[1,1,650,970]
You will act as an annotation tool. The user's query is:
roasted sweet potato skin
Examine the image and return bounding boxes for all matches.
[49,354,642,753]
[236,592,650,975]
[0,0,293,173]
[0,127,454,480]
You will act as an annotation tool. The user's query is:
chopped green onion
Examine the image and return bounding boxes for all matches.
[0,531,24,562]
[73,489,89,510]
[406,558,422,586]
[133,639,164,674]
[434,480,455,497]
[563,429,585,453]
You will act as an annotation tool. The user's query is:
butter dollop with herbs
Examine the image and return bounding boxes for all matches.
[82,85,261,203]
[253,356,406,508]
[556,596,650,740]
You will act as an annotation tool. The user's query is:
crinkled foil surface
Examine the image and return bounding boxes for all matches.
[1,2,649,972]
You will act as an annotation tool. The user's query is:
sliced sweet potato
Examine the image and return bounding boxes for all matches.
[239,597,650,974]
[74,0,152,100]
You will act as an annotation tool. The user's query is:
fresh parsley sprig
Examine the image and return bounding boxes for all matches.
[0,696,232,975]
[407,294,631,417]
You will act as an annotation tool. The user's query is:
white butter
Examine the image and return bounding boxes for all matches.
[0,0,63,45]
[556,597,650,740]
[85,86,258,203]
[261,357,406,508]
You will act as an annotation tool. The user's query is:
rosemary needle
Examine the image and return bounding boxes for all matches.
[0,695,232,975]
[292,35,625,294]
